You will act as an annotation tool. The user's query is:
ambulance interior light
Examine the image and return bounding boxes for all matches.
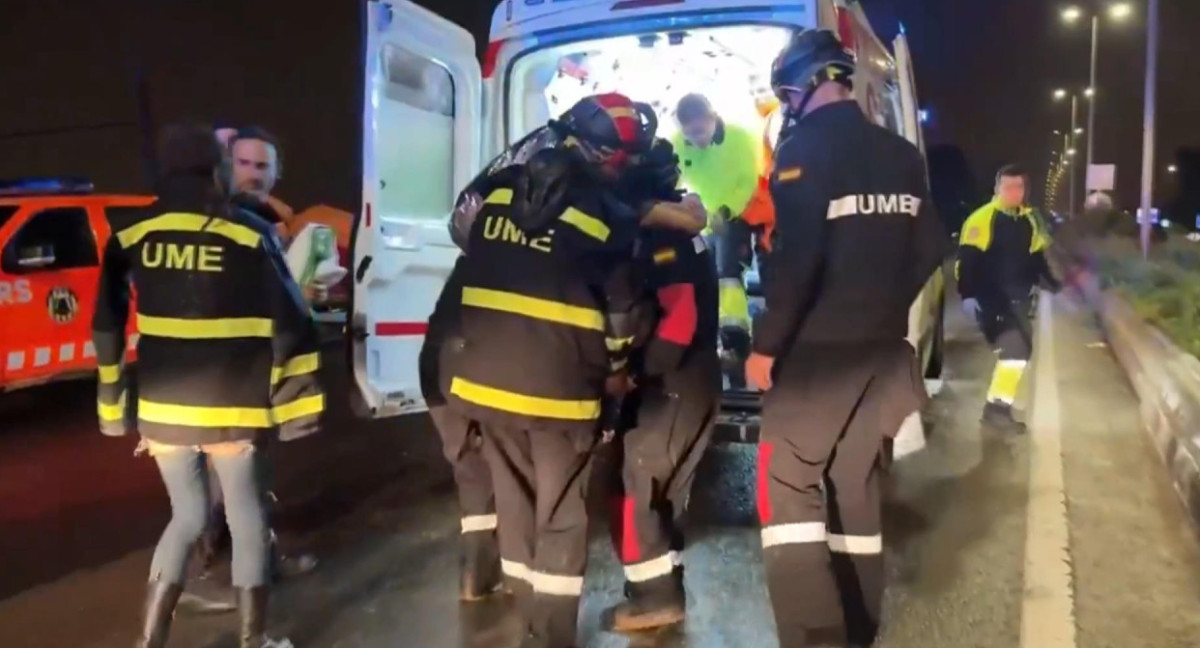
[0,177,94,196]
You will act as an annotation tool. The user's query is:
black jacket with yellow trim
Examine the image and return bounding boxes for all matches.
[448,180,642,433]
[92,175,324,445]
[956,199,1059,305]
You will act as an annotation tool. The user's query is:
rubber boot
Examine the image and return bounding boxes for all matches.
[982,402,1026,434]
[236,587,293,648]
[459,532,503,602]
[609,566,686,632]
[135,581,183,648]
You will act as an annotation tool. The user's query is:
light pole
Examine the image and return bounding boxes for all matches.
[1053,89,1081,215]
[1061,3,1133,200]
[1139,0,1160,257]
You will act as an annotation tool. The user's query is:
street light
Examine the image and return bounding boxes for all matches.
[1084,87,1095,98]
[1110,3,1133,20]
[1053,88,1068,100]
[1168,164,1178,174]
[1062,6,1083,22]
[1075,127,1085,134]
[1068,148,1077,156]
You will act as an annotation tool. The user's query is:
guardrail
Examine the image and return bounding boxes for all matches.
[1065,256,1200,530]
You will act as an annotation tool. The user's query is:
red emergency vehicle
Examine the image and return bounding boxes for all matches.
[0,178,149,392]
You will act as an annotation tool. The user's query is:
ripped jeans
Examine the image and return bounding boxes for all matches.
[147,441,271,588]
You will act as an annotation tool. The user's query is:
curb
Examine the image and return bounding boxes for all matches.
[1066,261,1200,531]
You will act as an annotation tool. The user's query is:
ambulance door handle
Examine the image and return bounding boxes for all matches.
[356,255,372,283]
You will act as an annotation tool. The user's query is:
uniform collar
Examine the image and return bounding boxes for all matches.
[799,99,864,127]
[991,199,1033,217]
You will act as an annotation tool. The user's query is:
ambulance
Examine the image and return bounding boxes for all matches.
[349,0,946,436]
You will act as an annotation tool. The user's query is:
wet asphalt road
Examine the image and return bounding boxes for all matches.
[3,291,1200,648]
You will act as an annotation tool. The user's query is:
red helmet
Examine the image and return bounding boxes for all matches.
[553,93,657,170]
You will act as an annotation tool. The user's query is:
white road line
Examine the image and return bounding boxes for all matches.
[1020,291,1077,648]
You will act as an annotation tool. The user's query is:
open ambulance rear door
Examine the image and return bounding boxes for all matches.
[350,0,482,418]
[892,32,925,154]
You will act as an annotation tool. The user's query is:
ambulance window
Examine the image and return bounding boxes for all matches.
[0,206,16,230]
[376,43,455,221]
[1,207,98,274]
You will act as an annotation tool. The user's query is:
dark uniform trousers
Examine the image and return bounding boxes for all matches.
[979,297,1034,408]
[482,424,597,648]
[757,342,923,647]
[429,405,500,586]
[609,384,716,601]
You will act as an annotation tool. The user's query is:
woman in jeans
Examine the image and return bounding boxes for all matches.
[93,123,323,648]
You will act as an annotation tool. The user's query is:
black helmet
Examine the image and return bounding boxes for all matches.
[770,29,856,103]
[550,93,657,168]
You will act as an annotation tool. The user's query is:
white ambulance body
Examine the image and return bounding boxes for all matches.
[350,0,944,424]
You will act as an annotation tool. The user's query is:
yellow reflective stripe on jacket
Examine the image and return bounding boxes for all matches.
[138,315,274,339]
[485,189,514,205]
[137,394,325,428]
[461,287,605,331]
[718,278,750,330]
[450,377,601,421]
[605,336,635,352]
[560,207,611,242]
[118,213,263,249]
[98,391,126,422]
[271,352,321,385]
[98,364,121,385]
[959,200,1045,253]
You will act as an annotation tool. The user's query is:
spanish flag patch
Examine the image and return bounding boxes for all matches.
[653,248,677,265]
[777,167,804,182]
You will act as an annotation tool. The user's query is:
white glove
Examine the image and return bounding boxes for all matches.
[961,297,981,319]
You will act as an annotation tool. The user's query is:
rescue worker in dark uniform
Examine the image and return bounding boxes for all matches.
[93,123,322,648]
[447,93,653,648]
[600,137,721,631]
[607,232,720,631]
[958,164,1061,432]
[745,31,949,647]
[418,252,503,601]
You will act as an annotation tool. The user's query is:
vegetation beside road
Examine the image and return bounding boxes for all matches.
[1086,227,1200,357]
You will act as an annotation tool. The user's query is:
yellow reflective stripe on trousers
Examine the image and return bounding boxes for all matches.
[98,391,127,422]
[138,394,325,428]
[560,207,611,242]
[987,359,1027,405]
[98,364,121,385]
[718,278,750,329]
[461,287,604,331]
[271,352,321,385]
[450,377,600,421]
[605,336,634,352]
[117,212,263,249]
[138,314,274,339]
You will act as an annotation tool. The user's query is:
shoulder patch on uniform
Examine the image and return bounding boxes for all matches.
[653,247,677,265]
[776,167,803,182]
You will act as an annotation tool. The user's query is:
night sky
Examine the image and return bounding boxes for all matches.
[1,0,1195,211]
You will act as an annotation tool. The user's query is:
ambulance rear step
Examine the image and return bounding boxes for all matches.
[716,389,761,444]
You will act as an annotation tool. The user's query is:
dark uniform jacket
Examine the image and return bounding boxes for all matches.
[419,254,467,408]
[448,181,641,433]
[956,200,1059,307]
[634,229,721,398]
[756,101,949,358]
[92,176,324,445]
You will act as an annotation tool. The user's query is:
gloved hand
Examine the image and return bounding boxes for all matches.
[961,297,982,319]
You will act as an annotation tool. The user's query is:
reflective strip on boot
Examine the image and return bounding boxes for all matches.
[460,514,498,533]
[761,522,827,548]
[986,359,1027,405]
[827,533,883,555]
[500,559,583,596]
[624,551,679,583]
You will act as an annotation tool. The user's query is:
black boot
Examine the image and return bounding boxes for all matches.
[135,581,183,648]
[459,533,503,602]
[608,566,686,632]
[236,587,292,648]
[982,402,1026,433]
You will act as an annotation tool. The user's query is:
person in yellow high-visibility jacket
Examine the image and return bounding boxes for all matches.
[671,93,762,388]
